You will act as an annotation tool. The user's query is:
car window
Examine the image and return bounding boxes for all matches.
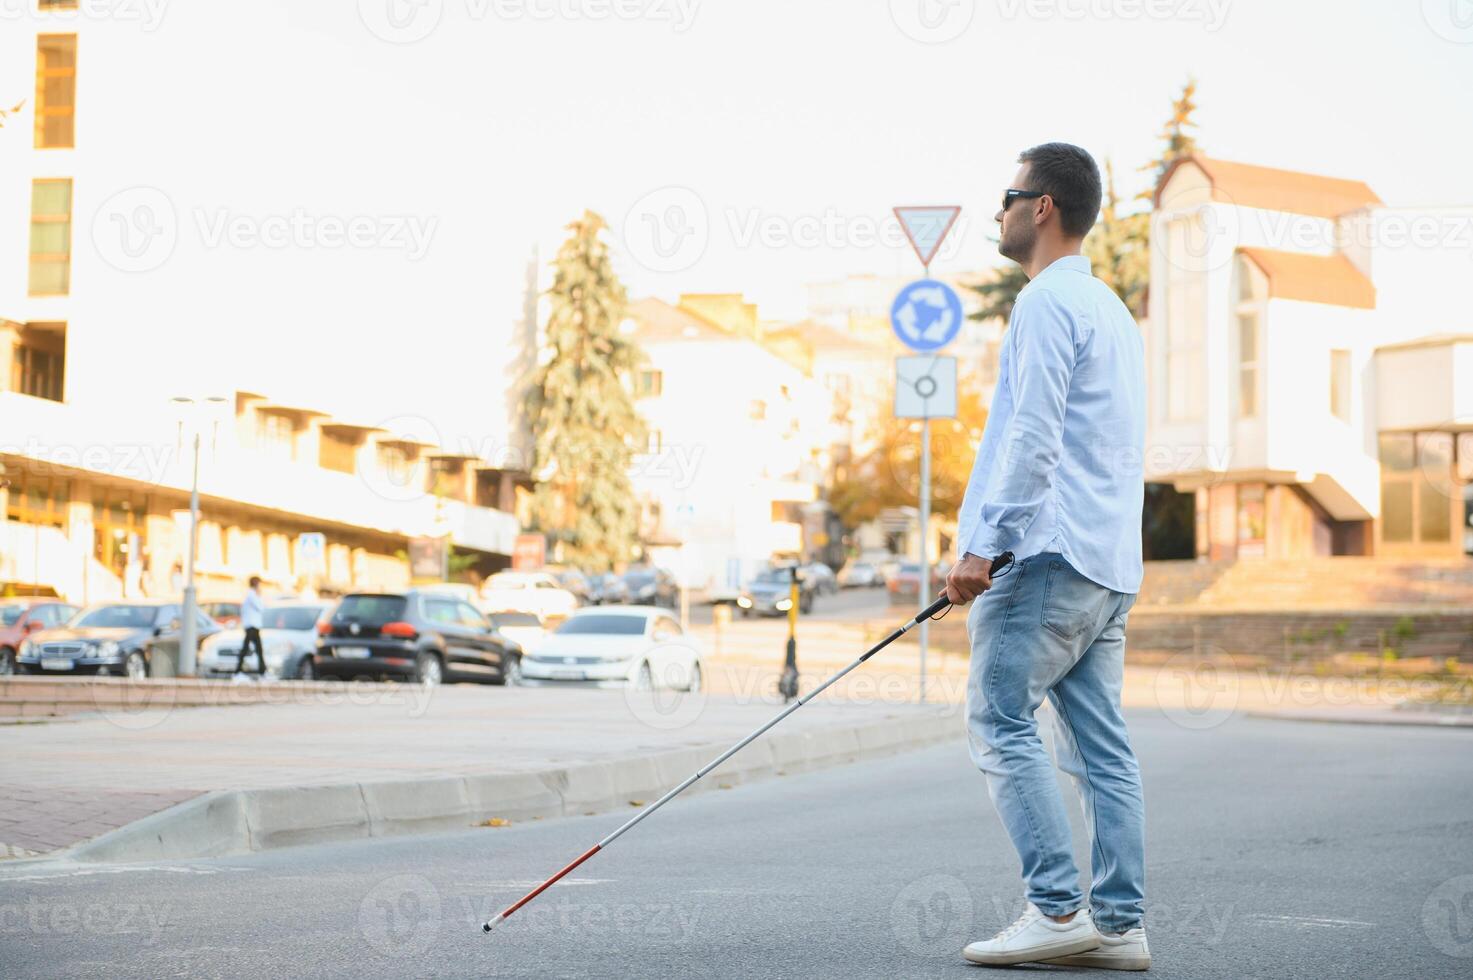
[0,606,24,627]
[456,601,489,629]
[197,610,215,630]
[36,605,61,627]
[555,614,647,636]
[336,594,407,625]
[425,599,460,626]
[263,606,324,631]
[74,605,158,629]
[490,612,541,628]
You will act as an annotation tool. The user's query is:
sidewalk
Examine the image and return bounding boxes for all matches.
[0,682,962,861]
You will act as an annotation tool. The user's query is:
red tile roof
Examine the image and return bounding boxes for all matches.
[1157,156,1382,219]
[1238,247,1376,309]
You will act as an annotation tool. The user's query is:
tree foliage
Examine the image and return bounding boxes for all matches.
[828,383,989,530]
[526,211,645,572]
[1139,77,1201,197]
[1085,159,1150,319]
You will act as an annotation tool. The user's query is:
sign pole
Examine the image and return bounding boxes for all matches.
[918,414,931,703]
[890,205,963,707]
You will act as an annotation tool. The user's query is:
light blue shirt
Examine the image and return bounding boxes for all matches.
[241,588,264,630]
[956,254,1146,594]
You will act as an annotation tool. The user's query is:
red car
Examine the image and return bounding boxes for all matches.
[0,598,81,675]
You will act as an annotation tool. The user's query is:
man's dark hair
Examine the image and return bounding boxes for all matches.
[249,576,261,588]
[1018,142,1102,237]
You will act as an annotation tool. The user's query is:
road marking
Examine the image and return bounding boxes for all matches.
[0,863,244,883]
[1249,914,1377,928]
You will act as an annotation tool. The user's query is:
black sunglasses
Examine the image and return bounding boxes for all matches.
[1001,188,1048,212]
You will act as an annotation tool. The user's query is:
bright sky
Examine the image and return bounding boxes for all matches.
[292,0,1472,320]
[18,0,1468,447]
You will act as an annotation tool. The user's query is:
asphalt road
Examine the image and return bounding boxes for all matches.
[3,713,1471,979]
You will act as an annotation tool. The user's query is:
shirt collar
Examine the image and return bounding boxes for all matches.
[1038,254,1091,277]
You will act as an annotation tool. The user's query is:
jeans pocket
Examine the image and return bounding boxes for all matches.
[1041,560,1093,640]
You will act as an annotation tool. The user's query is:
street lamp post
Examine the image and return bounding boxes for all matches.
[171,395,227,678]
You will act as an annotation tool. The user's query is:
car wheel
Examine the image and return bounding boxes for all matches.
[634,661,653,691]
[0,647,14,676]
[416,652,443,687]
[124,650,148,680]
[497,655,522,687]
[685,662,703,693]
[297,657,315,681]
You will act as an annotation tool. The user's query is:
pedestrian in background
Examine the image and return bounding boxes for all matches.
[946,142,1149,971]
[234,575,266,680]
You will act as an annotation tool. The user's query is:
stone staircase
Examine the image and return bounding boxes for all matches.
[1142,557,1473,611]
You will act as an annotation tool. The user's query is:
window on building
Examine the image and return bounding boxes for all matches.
[1236,314,1258,418]
[635,369,662,398]
[10,321,66,402]
[428,458,466,500]
[318,428,358,474]
[377,443,416,489]
[1379,431,1456,548]
[1330,349,1351,422]
[34,34,77,149]
[255,411,298,461]
[1164,218,1205,422]
[29,178,72,296]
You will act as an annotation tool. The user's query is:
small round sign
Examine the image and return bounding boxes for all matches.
[890,279,963,352]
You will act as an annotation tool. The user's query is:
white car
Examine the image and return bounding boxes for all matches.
[488,610,548,657]
[520,606,703,691]
[197,601,329,679]
[479,571,579,623]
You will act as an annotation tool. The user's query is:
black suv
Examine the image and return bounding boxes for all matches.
[314,590,521,685]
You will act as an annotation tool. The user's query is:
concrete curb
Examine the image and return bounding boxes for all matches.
[59,707,963,863]
[1246,707,1473,729]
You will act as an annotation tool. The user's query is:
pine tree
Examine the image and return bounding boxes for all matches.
[1139,77,1201,197]
[965,264,1031,326]
[526,211,646,572]
[1085,159,1150,318]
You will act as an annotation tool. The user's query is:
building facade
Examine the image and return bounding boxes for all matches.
[1,6,529,603]
[1147,156,1473,560]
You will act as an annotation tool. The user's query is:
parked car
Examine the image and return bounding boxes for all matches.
[0,599,80,675]
[546,567,593,606]
[489,610,548,658]
[198,601,330,679]
[16,600,220,679]
[887,560,948,605]
[838,561,883,589]
[738,565,816,617]
[800,561,839,596]
[479,571,579,623]
[315,590,521,686]
[587,572,631,606]
[200,600,242,628]
[520,606,702,691]
[622,565,678,608]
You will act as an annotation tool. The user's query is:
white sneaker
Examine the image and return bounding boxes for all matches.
[962,903,1101,966]
[1044,926,1151,970]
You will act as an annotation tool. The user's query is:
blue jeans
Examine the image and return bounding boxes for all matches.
[965,553,1145,932]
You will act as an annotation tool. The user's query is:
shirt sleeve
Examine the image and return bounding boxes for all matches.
[963,288,1077,560]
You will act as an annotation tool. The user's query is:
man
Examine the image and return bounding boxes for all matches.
[945,143,1148,970]
[235,575,266,679]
